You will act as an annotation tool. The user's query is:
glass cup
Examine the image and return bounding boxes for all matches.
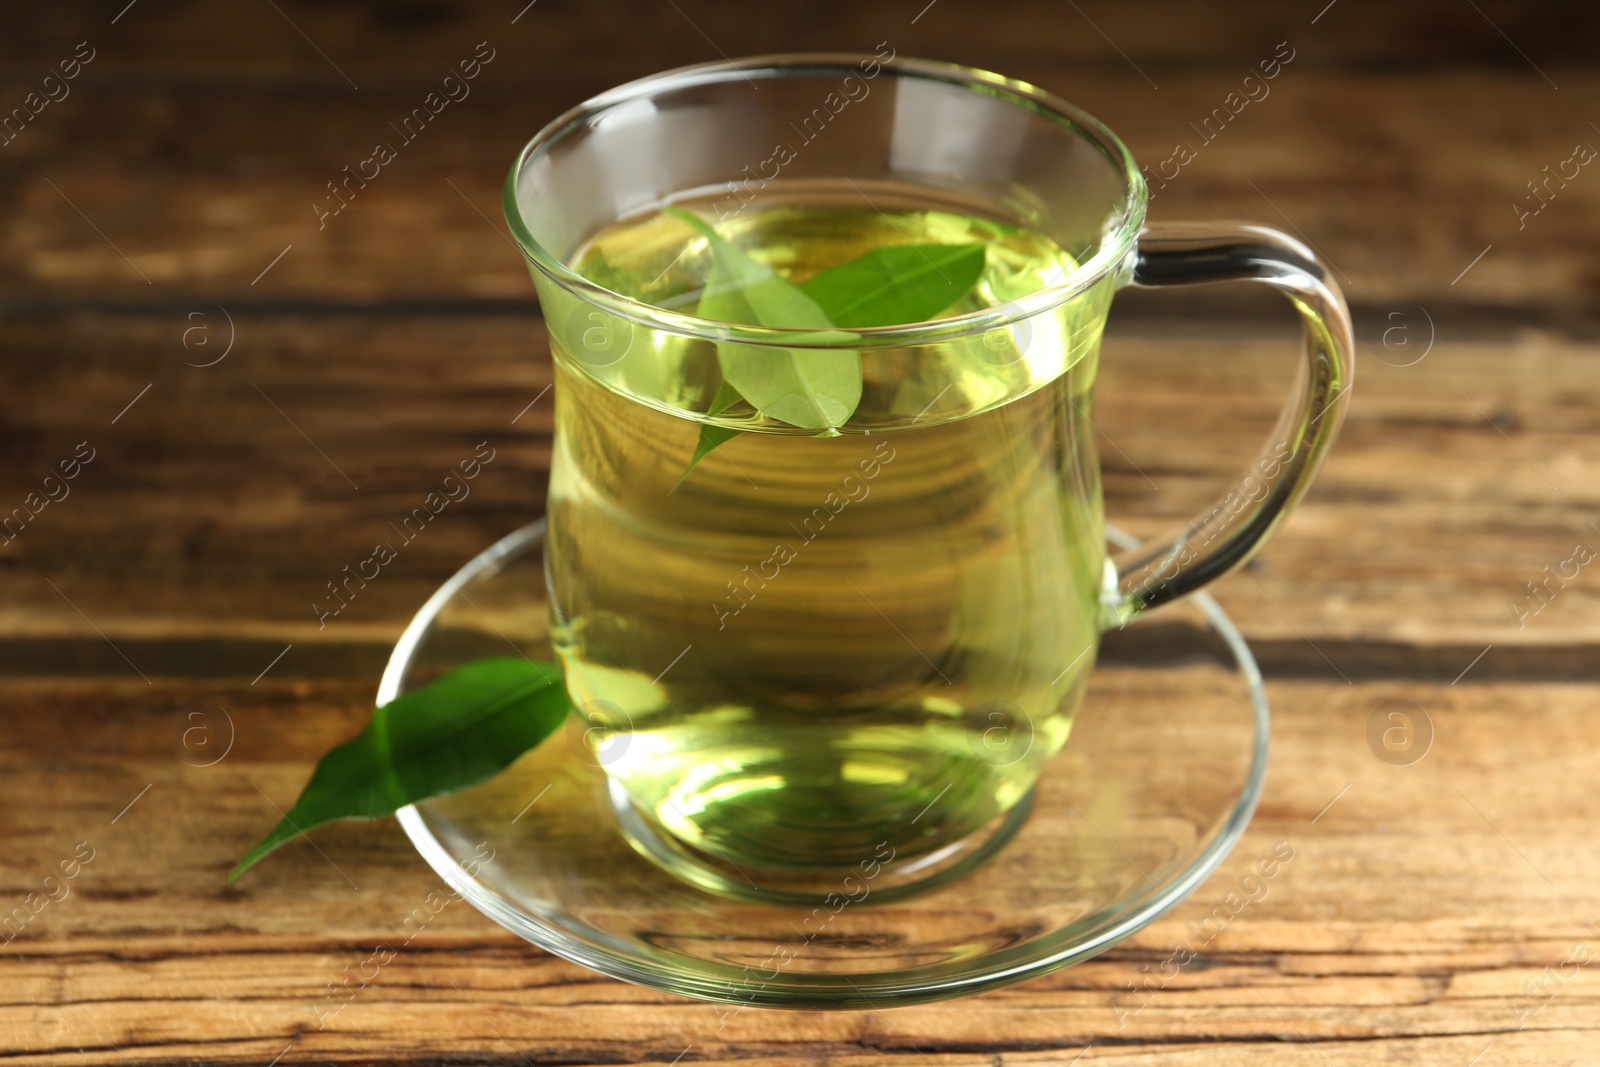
[505,53,1351,901]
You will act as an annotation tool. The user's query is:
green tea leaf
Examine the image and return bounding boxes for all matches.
[660,209,989,488]
[801,243,988,328]
[665,206,862,431]
[671,381,743,494]
[229,658,569,882]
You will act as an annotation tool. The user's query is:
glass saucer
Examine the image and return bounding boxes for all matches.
[385,520,1268,1009]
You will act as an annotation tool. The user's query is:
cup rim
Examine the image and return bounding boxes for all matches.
[503,53,1148,349]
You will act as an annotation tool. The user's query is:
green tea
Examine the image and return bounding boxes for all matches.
[545,195,1112,886]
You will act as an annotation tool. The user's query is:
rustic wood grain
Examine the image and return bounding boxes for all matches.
[0,311,1593,667]
[1,2,1599,309]
[7,0,1599,82]
[3,69,1599,310]
[3,678,1595,1064]
[3,0,1598,1062]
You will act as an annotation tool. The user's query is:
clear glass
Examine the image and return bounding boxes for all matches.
[503,54,1351,899]
[389,520,1270,1008]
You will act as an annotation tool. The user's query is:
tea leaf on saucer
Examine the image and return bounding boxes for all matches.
[228,657,569,882]
[800,242,988,328]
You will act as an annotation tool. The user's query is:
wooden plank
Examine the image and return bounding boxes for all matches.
[0,310,552,646]
[0,311,1593,669]
[0,71,1595,309]
[5,0,1595,79]
[1,677,1594,1063]
[1099,323,1600,661]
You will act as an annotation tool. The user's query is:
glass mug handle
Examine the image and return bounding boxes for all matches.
[1105,222,1354,625]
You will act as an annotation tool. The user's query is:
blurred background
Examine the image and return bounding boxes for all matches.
[3,1,1597,1063]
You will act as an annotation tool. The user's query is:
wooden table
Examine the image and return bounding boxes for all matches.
[4,1,1596,1062]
